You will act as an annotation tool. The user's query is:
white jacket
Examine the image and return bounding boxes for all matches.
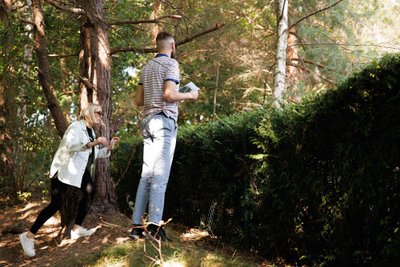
[49,120,110,188]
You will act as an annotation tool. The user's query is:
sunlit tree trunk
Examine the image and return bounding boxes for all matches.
[273,0,288,108]
[287,27,300,102]
[150,0,161,42]
[0,0,12,21]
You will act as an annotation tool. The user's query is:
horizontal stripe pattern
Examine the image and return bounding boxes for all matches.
[139,56,180,121]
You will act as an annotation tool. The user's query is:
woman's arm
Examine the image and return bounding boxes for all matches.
[96,137,120,158]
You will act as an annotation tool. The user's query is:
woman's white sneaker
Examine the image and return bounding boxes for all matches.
[71,226,97,240]
[19,232,35,257]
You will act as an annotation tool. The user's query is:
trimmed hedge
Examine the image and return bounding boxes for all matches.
[112,108,266,244]
[112,54,400,266]
[255,54,400,265]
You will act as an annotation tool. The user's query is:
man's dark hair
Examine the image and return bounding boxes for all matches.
[156,32,175,51]
[156,32,174,43]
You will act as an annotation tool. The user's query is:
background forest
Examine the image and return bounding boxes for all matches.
[1,0,400,266]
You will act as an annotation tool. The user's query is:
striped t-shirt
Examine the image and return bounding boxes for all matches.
[139,54,180,122]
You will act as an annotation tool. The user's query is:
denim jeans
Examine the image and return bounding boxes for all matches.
[132,113,177,225]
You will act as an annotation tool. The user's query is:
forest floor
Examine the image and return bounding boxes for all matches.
[0,198,283,267]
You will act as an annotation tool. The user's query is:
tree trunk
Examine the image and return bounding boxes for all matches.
[0,0,11,21]
[286,27,300,102]
[32,0,69,136]
[0,77,15,198]
[150,0,161,42]
[0,0,15,198]
[273,0,289,108]
[78,0,117,213]
[31,0,116,236]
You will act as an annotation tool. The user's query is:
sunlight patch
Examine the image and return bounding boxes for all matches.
[163,260,185,267]
[180,228,209,241]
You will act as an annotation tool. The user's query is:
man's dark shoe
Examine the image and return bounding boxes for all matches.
[145,224,169,242]
[129,224,144,239]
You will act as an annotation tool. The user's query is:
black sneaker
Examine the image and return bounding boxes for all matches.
[145,224,169,242]
[129,224,144,239]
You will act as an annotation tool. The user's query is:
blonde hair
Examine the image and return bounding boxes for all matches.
[78,103,100,126]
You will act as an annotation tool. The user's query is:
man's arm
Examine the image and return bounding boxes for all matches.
[135,84,144,106]
[164,80,198,102]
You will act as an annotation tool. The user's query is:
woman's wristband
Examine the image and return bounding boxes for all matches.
[85,141,96,149]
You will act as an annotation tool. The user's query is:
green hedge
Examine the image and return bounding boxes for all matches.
[254,54,400,265]
[112,54,400,266]
[112,108,266,245]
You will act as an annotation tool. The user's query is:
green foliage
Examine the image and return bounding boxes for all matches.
[110,134,143,214]
[0,14,59,196]
[253,53,400,265]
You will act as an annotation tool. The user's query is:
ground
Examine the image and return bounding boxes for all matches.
[0,199,273,267]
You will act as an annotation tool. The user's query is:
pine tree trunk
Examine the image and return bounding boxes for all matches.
[31,0,117,236]
[287,27,300,102]
[150,0,161,42]
[77,0,117,213]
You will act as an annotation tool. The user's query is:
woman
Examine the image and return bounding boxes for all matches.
[19,104,120,257]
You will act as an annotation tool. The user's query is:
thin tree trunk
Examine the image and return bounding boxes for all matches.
[32,0,69,136]
[212,63,220,120]
[273,0,289,108]
[286,27,300,102]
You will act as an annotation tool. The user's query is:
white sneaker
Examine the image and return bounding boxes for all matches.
[19,232,35,257]
[71,226,97,240]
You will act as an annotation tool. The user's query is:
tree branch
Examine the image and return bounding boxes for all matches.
[43,0,85,14]
[17,17,34,25]
[110,23,225,55]
[48,52,79,58]
[79,76,96,91]
[287,62,335,84]
[289,0,344,30]
[289,58,325,69]
[108,14,182,26]
[176,23,225,46]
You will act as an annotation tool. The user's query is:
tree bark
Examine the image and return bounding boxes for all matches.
[0,77,15,197]
[0,0,15,198]
[286,27,300,102]
[32,0,69,136]
[150,0,161,42]
[78,0,117,212]
[273,0,289,108]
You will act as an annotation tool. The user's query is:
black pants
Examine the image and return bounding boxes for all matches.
[30,171,95,234]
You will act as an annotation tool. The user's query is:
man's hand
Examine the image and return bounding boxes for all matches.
[188,90,199,100]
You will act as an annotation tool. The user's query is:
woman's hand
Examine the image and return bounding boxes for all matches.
[96,137,108,146]
[108,137,120,151]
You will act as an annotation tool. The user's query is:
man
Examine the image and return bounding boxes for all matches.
[130,32,198,241]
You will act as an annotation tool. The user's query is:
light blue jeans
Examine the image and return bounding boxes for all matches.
[132,113,177,225]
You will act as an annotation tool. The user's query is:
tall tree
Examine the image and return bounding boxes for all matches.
[77,0,115,210]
